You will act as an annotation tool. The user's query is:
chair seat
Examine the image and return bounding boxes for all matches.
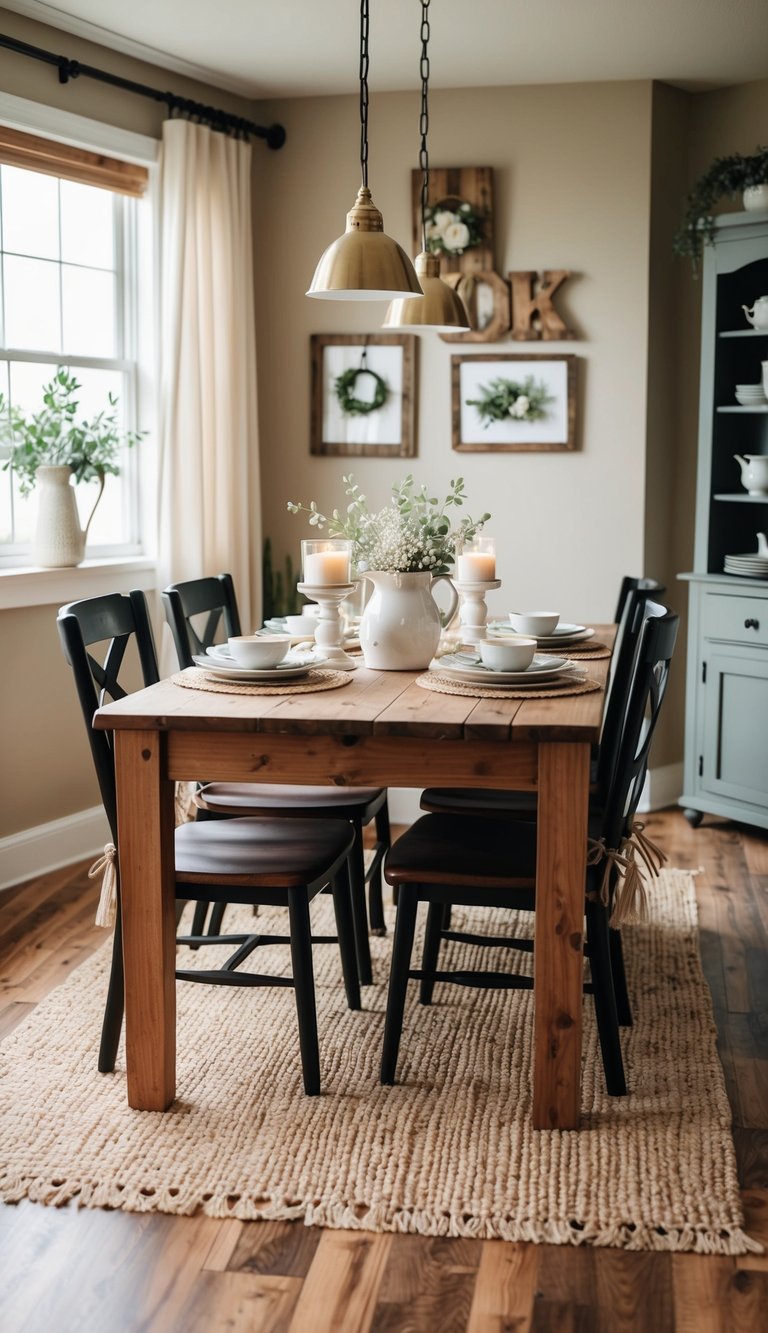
[197,782,387,824]
[175,816,354,887]
[420,788,537,817]
[384,815,538,889]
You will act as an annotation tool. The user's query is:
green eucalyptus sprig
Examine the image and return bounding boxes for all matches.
[0,368,144,497]
[287,474,490,575]
[466,375,552,427]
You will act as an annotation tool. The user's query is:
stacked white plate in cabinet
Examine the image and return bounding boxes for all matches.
[724,553,768,578]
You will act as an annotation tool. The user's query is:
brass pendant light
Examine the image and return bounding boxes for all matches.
[383,0,470,333]
[306,0,422,302]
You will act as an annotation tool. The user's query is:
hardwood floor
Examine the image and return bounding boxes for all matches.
[0,809,766,1332]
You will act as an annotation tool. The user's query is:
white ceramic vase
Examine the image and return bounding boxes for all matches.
[32,464,101,568]
[743,184,768,213]
[359,569,459,670]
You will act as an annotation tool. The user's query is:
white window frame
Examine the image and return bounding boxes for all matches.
[0,92,158,609]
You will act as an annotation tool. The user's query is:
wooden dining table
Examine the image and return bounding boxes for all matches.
[94,629,613,1131]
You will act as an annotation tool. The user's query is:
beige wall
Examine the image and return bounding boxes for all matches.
[1,3,767,847]
[0,9,256,838]
[252,82,654,625]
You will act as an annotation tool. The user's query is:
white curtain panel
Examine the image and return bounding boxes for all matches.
[158,119,261,647]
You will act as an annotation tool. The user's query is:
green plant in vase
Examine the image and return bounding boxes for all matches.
[0,368,143,566]
[673,146,768,273]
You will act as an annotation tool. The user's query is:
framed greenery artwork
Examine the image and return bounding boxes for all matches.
[452,353,578,452]
[310,334,417,457]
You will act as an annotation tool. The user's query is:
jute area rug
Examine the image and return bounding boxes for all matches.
[0,868,759,1255]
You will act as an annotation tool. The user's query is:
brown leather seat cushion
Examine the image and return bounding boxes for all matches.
[384,815,538,889]
[420,787,537,816]
[197,783,386,823]
[175,817,354,887]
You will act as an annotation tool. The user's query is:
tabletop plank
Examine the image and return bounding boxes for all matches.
[372,679,483,739]
[257,668,414,736]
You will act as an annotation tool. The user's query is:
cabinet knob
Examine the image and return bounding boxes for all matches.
[744,618,760,630]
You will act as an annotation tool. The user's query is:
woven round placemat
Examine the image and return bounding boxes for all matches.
[171,667,352,696]
[538,642,611,661]
[416,670,602,700]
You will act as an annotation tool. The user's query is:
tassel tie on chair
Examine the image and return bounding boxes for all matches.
[586,822,668,926]
[89,843,117,928]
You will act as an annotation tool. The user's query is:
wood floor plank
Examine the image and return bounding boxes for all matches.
[737,1188,768,1271]
[228,1219,323,1279]
[170,1271,302,1333]
[288,1230,391,1333]
[733,1130,768,1189]
[593,1250,674,1333]
[372,1233,482,1330]
[465,1240,539,1332]
[0,1000,35,1039]
[671,1254,737,1333]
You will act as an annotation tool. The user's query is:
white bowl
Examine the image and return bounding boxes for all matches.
[284,614,318,635]
[479,636,537,671]
[227,635,291,668]
[508,611,560,637]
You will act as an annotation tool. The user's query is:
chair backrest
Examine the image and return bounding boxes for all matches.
[613,575,666,625]
[600,605,679,849]
[161,573,242,669]
[57,590,160,841]
[596,588,669,797]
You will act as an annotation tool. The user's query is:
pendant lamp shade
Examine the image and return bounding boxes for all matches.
[383,250,470,332]
[307,187,423,301]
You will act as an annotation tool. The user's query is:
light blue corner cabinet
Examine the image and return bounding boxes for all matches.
[679,212,768,831]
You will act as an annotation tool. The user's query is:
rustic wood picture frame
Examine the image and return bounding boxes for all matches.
[411,166,494,276]
[310,334,417,458]
[452,353,578,453]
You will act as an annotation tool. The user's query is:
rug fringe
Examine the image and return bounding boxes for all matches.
[4,1176,762,1256]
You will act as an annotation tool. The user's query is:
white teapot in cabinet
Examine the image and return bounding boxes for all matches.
[734,454,768,495]
[742,297,768,329]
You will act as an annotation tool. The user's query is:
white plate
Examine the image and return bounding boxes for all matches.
[436,652,576,685]
[487,621,594,648]
[192,654,313,681]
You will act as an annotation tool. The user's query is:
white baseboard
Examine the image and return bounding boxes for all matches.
[0,763,684,890]
[0,806,110,891]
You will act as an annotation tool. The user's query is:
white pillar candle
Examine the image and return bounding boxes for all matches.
[304,550,351,584]
[457,551,496,581]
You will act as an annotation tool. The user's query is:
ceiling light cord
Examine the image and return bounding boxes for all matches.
[359,0,370,189]
[419,0,431,253]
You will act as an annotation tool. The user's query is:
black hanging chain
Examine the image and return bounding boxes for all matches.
[359,0,370,188]
[419,0,431,251]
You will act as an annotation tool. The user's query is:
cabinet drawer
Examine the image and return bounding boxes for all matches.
[701,592,768,647]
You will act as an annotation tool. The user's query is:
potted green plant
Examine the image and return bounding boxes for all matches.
[0,368,143,567]
[673,145,768,273]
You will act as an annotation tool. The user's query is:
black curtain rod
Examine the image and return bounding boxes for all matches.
[0,33,286,149]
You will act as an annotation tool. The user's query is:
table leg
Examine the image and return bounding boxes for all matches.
[533,740,590,1130]
[115,729,176,1110]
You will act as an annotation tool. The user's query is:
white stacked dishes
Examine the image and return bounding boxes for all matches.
[487,620,595,649]
[435,652,582,688]
[734,383,768,407]
[192,643,319,681]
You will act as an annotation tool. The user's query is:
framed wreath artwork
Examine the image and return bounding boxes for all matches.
[310,334,417,457]
[452,354,578,452]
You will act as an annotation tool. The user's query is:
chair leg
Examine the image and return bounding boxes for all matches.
[348,825,373,986]
[609,926,633,1026]
[189,899,209,947]
[419,901,444,1005]
[98,910,125,1073]
[207,901,227,937]
[380,891,419,1085]
[586,899,627,1096]
[368,802,391,935]
[330,863,361,1011]
[288,891,321,1096]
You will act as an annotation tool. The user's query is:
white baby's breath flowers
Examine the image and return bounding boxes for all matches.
[288,474,490,576]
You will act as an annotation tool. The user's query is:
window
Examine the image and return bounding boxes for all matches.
[0,130,149,564]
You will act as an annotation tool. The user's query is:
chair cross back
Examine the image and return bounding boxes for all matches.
[161,573,241,668]
[57,590,160,840]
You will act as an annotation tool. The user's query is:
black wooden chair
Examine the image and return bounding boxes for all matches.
[379,605,679,1097]
[57,590,360,1096]
[162,575,392,984]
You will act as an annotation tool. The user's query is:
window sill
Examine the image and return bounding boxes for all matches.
[0,557,157,611]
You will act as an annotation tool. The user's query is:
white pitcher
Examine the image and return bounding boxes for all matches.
[359,569,459,670]
[32,464,103,568]
[734,454,768,495]
[742,296,768,329]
